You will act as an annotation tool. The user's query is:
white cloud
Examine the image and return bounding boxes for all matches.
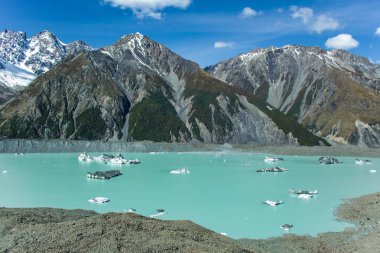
[325,34,359,50]
[290,6,313,23]
[375,27,380,36]
[239,7,258,19]
[290,6,340,33]
[312,15,340,34]
[214,41,234,49]
[103,0,191,19]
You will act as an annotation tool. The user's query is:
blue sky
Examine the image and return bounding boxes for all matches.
[1,0,380,66]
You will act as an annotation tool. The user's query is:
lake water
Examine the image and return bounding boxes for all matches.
[0,152,379,239]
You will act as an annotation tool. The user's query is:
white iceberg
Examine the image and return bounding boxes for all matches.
[297,194,313,199]
[78,152,94,162]
[264,157,284,163]
[289,189,318,195]
[88,197,110,204]
[355,159,372,165]
[263,200,284,206]
[281,224,293,231]
[79,153,140,165]
[170,168,190,174]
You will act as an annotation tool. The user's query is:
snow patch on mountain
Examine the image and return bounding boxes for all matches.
[0,29,92,89]
[0,60,35,89]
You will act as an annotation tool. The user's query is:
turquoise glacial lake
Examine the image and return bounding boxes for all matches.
[0,152,379,239]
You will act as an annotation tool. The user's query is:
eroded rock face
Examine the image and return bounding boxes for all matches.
[349,121,380,148]
[207,45,380,147]
[0,34,325,145]
[0,81,16,105]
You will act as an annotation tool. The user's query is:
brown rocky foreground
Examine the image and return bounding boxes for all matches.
[1,192,380,253]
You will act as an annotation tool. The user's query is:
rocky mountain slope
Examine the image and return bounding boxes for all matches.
[207,45,380,147]
[0,29,92,103]
[0,82,16,105]
[0,34,326,145]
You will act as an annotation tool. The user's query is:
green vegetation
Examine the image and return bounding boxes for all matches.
[128,93,190,142]
[254,81,269,99]
[184,71,236,141]
[0,55,329,146]
[185,70,328,146]
[0,115,37,139]
[186,89,215,136]
[287,87,307,119]
[185,71,330,146]
[75,107,107,140]
[63,113,75,139]
[248,96,330,146]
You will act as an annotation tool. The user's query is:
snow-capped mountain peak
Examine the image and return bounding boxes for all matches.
[0,30,28,65]
[0,29,93,89]
[24,30,67,74]
[213,45,379,83]
[207,44,380,147]
[0,29,93,75]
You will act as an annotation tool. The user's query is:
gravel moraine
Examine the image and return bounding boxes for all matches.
[2,192,380,252]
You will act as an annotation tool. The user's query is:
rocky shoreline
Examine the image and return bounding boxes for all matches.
[2,192,380,252]
[0,139,379,157]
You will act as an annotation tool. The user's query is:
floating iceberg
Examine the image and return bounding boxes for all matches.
[297,194,313,199]
[319,157,342,165]
[263,200,284,206]
[289,189,318,195]
[78,152,94,162]
[170,168,190,174]
[88,197,110,204]
[93,154,115,163]
[256,167,288,173]
[355,159,372,165]
[281,224,293,231]
[78,153,140,165]
[264,157,284,163]
[87,170,122,180]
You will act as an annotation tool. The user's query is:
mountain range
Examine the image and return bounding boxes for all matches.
[207,45,380,147]
[0,29,92,92]
[0,31,326,146]
[0,29,379,147]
